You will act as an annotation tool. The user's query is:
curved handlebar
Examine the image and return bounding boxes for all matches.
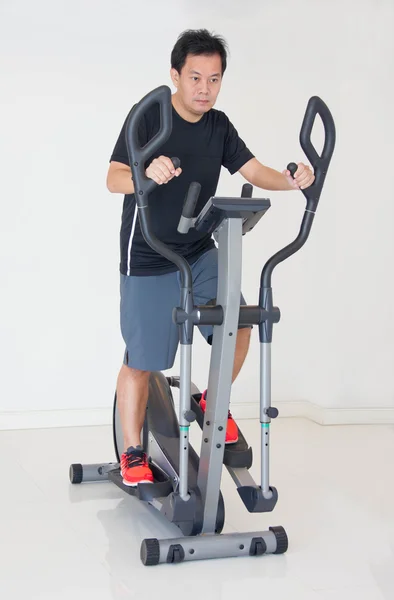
[124,85,193,289]
[296,96,335,212]
[125,85,174,204]
[261,96,336,290]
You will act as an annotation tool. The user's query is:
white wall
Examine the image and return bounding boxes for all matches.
[0,0,393,420]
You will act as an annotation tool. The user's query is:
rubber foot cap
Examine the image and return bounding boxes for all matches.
[140,538,160,566]
[269,526,288,554]
[69,464,83,484]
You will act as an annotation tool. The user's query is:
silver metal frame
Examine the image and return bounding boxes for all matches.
[75,210,281,563]
[197,217,243,533]
[178,344,192,500]
[260,342,274,498]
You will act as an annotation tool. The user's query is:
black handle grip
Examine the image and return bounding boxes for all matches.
[125,85,173,204]
[288,96,335,212]
[182,181,201,218]
[287,162,298,178]
[172,157,181,170]
[241,183,253,198]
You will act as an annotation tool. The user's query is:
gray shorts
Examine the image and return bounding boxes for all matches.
[120,248,248,372]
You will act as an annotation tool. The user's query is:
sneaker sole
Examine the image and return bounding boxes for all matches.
[122,478,154,487]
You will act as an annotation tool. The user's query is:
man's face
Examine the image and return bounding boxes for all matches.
[171,53,223,116]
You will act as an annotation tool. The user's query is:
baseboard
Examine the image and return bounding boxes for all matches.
[1,401,394,431]
[0,408,112,431]
[231,401,394,425]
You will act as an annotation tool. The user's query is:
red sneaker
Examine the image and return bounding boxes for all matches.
[120,446,154,487]
[200,390,239,445]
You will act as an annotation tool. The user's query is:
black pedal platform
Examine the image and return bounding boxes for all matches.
[237,485,278,513]
[191,394,253,469]
[108,463,173,501]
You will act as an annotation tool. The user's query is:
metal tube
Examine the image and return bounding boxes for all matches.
[73,463,117,483]
[261,211,315,289]
[260,343,272,498]
[179,343,192,500]
[197,218,242,533]
[151,530,279,564]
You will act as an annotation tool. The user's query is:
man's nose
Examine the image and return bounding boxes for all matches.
[198,80,209,95]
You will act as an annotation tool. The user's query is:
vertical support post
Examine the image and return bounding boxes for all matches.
[178,344,192,500]
[260,342,273,499]
[197,218,242,533]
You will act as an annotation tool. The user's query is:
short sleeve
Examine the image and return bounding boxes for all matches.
[222,116,254,175]
[109,106,147,166]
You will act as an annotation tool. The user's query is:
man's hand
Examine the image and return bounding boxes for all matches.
[283,163,315,190]
[146,156,182,186]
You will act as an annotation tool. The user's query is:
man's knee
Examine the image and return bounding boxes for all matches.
[237,326,252,341]
[236,327,252,352]
[121,364,151,381]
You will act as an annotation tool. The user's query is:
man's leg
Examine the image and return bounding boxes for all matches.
[116,363,154,487]
[232,327,252,383]
[118,272,179,485]
[191,247,252,386]
[116,365,150,451]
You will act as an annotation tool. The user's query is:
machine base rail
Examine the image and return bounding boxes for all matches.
[141,526,288,565]
[69,462,117,484]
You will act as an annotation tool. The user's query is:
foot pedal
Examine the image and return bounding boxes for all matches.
[237,485,278,513]
[223,430,253,469]
[191,395,253,469]
[108,464,173,500]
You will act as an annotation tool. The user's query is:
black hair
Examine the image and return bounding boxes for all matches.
[171,29,228,75]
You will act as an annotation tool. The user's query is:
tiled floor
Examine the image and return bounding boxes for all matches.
[1,417,393,599]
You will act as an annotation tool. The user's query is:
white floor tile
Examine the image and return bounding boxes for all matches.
[0,418,393,600]
[0,501,118,600]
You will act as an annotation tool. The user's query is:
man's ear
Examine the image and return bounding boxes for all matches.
[170,67,180,88]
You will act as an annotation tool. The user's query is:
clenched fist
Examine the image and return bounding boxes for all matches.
[283,163,315,190]
[146,156,182,186]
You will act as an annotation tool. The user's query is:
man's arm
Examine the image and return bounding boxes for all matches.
[239,157,314,191]
[239,158,293,191]
[106,158,183,194]
[106,161,135,194]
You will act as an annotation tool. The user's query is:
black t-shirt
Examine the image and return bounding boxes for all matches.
[110,103,254,276]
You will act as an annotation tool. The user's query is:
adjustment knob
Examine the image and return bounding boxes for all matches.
[183,410,196,423]
[265,407,279,419]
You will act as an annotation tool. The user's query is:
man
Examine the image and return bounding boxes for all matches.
[107,29,314,486]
